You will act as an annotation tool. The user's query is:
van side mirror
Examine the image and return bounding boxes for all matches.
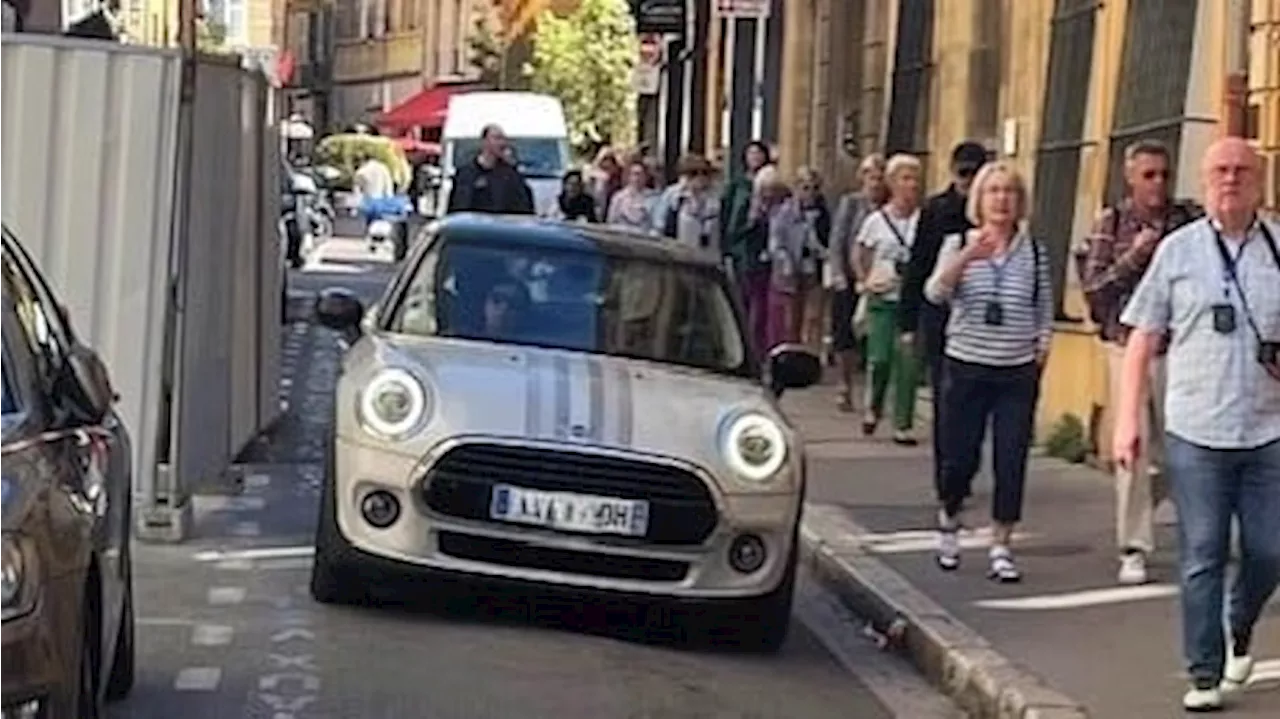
[766,345,822,398]
[314,288,365,343]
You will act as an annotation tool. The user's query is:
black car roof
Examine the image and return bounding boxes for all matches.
[435,214,723,269]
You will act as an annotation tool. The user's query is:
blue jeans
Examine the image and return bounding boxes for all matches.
[1166,434,1280,685]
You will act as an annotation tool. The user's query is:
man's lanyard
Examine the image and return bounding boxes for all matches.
[1213,222,1277,344]
[985,236,1021,297]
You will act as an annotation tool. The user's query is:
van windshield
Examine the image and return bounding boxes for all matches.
[449,137,565,179]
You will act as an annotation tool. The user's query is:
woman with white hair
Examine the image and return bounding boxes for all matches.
[925,161,1051,582]
[727,165,788,356]
[852,153,924,445]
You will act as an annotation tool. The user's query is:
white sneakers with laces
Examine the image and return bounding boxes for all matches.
[1117,551,1149,585]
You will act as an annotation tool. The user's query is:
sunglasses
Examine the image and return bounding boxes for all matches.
[956,165,980,178]
[1141,169,1170,180]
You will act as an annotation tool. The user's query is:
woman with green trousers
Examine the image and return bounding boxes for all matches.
[852,153,924,445]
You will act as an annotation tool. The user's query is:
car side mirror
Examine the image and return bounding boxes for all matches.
[765,344,822,398]
[65,344,116,424]
[314,287,365,343]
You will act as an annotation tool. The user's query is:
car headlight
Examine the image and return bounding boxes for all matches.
[720,412,788,483]
[2,533,35,621]
[357,368,429,440]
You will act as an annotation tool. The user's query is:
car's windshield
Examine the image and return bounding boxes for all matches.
[1,351,16,415]
[387,238,750,376]
[449,137,565,179]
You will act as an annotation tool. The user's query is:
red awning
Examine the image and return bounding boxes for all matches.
[377,83,483,132]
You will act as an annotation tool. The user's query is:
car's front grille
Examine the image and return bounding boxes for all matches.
[422,443,718,544]
[437,532,690,582]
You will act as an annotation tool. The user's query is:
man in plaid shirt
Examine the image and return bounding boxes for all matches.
[1075,139,1202,586]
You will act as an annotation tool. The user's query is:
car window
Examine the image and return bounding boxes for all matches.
[387,238,750,377]
[2,346,18,415]
[449,137,565,179]
[1,247,69,388]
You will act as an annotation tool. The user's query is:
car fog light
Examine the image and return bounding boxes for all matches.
[728,534,767,573]
[360,490,401,528]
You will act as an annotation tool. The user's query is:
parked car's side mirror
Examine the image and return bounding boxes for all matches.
[314,288,365,343]
[65,344,116,424]
[765,345,822,397]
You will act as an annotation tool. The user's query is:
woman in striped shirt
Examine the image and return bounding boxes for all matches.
[924,161,1052,582]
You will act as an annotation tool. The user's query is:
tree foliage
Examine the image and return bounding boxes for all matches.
[528,0,637,150]
[196,18,229,53]
[467,5,503,86]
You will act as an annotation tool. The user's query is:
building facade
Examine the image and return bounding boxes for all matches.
[757,0,1278,448]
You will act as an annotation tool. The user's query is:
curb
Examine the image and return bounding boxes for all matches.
[799,503,1091,719]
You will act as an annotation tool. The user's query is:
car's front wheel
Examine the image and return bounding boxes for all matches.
[310,444,365,605]
[104,563,135,700]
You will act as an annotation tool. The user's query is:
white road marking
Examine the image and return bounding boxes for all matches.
[137,617,195,627]
[215,558,254,571]
[230,521,261,537]
[191,624,234,646]
[244,473,271,489]
[208,586,247,605]
[200,495,267,512]
[974,584,1178,611]
[174,667,222,691]
[271,627,316,642]
[855,529,1034,555]
[195,546,315,562]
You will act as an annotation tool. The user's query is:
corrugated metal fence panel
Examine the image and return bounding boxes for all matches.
[173,57,244,488]
[257,102,284,432]
[1,35,180,505]
[229,73,266,455]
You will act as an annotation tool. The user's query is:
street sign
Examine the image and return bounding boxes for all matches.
[629,0,686,35]
[715,0,770,18]
[633,33,663,96]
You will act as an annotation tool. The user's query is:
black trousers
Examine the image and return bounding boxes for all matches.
[919,304,950,499]
[938,357,1040,524]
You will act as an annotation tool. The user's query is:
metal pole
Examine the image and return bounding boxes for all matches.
[1223,0,1252,137]
[688,0,710,153]
[663,35,687,185]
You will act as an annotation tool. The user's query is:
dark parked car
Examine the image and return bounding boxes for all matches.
[1,227,135,718]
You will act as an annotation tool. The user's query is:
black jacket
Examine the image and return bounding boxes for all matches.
[446,156,535,215]
[558,192,598,222]
[897,184,971,333]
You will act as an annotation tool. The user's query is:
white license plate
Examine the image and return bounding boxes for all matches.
[489,484,650,537]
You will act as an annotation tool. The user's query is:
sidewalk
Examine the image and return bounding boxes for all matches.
[784,385,1280,718]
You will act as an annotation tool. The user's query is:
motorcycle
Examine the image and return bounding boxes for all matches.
[281,170,319,268]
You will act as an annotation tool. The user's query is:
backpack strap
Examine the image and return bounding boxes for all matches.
[1259,221,1280,271]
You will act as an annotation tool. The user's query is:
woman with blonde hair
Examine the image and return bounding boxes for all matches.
[853,153,924,445]
[829,153,888,410]
[924,161,1051,582]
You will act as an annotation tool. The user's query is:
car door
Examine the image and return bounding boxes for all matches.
[0,232,128,633]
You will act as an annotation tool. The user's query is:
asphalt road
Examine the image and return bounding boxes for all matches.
[107,237,960,719]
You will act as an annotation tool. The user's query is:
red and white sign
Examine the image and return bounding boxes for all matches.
[715,0,770,18]
[633,33,663,96]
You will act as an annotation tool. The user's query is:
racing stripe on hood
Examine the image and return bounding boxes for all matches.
[553,354,572,439]
[609,361,634,447]
[525,352,545,436]
[585,356,606,442]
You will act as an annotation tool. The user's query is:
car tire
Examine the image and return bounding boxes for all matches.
[699,540,798,654]
[104,565,136,701]
[310,442,365,605]
[77,601,103,719]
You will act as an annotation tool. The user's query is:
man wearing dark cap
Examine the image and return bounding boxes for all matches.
[897,140,989,500]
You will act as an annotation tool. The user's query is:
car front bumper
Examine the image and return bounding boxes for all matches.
[331,435,802,600]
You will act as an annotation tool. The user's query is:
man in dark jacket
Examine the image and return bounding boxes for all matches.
[897,140,988,499]
[446,124,535,215]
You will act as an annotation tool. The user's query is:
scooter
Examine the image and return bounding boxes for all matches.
[360,194,414,262]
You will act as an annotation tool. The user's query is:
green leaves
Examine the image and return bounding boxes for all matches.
[528,0,638,150]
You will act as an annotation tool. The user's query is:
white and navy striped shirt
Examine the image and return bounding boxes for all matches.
[924,231,1053,367]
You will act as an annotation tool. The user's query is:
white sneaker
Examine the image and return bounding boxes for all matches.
[1221,653,1254,692]
[936,510,960,571]
[1118,552,1149,585]
[1182,684,1224,712]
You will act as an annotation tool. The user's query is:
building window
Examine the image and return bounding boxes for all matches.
[884,0,934,174]
[224,0,244,46]
[335,0,357,40]
[453,0,467,75]
[1028,0,1098,320]
[967,0,1002,143]
[1104,0,1198,201]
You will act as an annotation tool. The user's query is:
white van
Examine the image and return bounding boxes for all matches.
[440,92,571,217]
